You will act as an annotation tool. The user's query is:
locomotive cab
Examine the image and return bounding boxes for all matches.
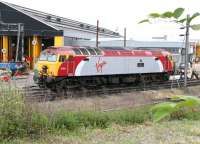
[34,48,75,84]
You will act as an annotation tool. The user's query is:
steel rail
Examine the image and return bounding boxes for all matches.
[19,79,200,102]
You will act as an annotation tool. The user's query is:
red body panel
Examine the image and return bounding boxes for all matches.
[58,56,86,76]
[158,56,173,73]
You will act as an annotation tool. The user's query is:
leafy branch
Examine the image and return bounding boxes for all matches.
[151,95,200,122]
[139,8,200,30]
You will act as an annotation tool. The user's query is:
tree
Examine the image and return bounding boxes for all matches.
[139,8,200,87]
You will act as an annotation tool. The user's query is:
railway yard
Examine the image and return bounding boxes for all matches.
[1,1,200,143]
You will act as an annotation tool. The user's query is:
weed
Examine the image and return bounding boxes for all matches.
[53,112,80,131]
[26,112,49,138]
[0,82,26,139]
[78,112,110,129]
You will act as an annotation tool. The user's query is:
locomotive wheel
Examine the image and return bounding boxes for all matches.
[55,80,66,97]
[163,74,169,81]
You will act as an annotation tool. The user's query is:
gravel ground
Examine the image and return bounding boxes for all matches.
[10,72,36,88]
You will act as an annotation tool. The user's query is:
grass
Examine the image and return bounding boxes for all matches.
[2,81,200,143]
[2,106,200,143]
[0,81,152,141]
[3,120,200,144]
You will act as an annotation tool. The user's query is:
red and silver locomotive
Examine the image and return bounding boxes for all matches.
[33,46,174,90]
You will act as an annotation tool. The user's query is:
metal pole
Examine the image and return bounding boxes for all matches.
[96,20,99,48]
[15,23,21,62]
[21,24,24,61]
[124,28,126,48]
[184,14,190,87]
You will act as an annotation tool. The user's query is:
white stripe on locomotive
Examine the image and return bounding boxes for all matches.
[75,56,164,76]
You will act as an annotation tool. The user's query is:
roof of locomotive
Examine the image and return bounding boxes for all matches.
[43,46,171,57]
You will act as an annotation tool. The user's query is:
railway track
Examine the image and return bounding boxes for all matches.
[21,79,200,102]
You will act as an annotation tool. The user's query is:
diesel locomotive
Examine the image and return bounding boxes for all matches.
[33,46,174,90]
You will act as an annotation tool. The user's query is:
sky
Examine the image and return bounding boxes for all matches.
[2,0,200,41]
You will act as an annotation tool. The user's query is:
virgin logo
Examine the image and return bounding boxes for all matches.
[96,57,107,73]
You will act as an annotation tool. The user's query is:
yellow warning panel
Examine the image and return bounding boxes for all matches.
[2,36,9,62]
[32,36,41,59]
[54,36,64,46]
[30,36,41,69]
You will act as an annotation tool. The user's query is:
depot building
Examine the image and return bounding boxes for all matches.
[0,1,120,66]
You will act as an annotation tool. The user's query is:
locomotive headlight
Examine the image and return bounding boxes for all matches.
[42,65,48,73]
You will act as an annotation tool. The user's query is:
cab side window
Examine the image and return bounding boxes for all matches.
[79,48,89,55]
[87,48,97,55]
[59,55,66,62]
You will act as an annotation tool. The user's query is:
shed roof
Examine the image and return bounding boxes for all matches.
[0,1,121,38]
